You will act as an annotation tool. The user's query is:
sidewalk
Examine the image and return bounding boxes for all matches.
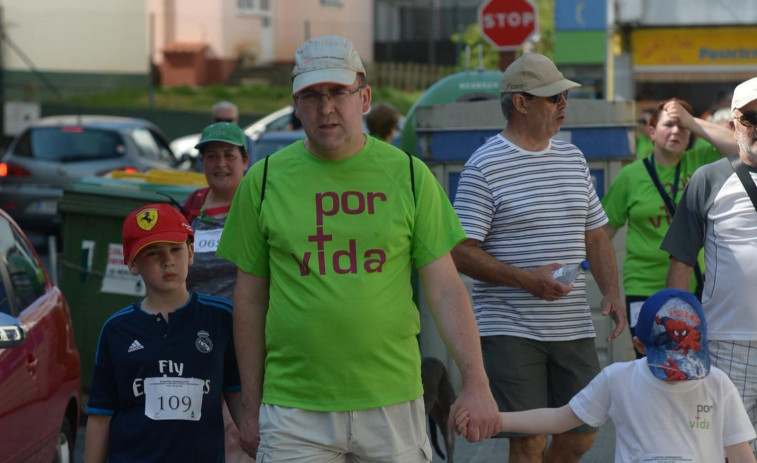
[430,421,616,462]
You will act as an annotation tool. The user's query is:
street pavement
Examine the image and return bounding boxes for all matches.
[74,421,616,462]
[430,422,616,462]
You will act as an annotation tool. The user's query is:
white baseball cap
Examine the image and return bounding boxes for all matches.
[731,77,757,113]
[500,53,581,97]
[291,35,366,95]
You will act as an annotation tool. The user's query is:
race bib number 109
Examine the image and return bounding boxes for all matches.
[144,377,204,421]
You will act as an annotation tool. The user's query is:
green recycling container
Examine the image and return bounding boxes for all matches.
[58,176,197,391]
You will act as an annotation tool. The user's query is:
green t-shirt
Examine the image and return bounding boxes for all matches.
[636,134,654,158]
[217,136,465,411]
[602,142,720,296]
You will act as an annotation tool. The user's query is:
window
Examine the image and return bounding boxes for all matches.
[30,127,123,163]
[131,128,174,164]
[0,217,46,315]
[238,0,269,13]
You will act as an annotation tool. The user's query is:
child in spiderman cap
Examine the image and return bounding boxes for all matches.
[84,203,241,463]
[456,288,756,462]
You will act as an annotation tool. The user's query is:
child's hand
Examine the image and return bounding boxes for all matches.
[454,406,470,437]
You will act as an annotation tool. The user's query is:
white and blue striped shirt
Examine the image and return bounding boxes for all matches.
[454,134,607,341]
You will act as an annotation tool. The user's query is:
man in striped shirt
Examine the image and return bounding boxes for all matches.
[451,53,626,463]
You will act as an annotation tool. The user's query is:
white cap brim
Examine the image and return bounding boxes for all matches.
[292,69,358,95]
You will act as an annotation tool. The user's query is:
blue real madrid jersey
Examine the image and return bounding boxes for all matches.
[87,292,240,463]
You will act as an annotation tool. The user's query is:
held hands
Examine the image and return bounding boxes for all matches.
[448,382,502,442]
[521,263,573,301]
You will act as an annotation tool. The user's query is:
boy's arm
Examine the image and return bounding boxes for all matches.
[500,404,585,435]
[223,390,243,430]
[459,405,584,436]
[83,414,111,463]
[232,269,269,459]
[726,442,757,463]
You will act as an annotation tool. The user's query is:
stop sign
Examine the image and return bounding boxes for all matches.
[478,0,540,51]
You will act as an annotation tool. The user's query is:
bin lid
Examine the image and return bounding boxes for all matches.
[59,177,198,217]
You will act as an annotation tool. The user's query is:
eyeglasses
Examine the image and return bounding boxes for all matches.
[296,86,364,106]
[736,111,757,128]
[522,90,569,104]
[213,118,234,123]
[545,90,569,104]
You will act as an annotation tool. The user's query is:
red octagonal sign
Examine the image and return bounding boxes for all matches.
[478,0,540,51]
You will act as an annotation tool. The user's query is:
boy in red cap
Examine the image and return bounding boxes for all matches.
[456,289,757,462]
[83,203,241,463]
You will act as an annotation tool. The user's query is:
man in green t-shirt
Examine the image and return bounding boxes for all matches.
[217,35,501,462]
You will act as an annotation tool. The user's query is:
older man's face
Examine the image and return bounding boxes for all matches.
[731,99,757,166]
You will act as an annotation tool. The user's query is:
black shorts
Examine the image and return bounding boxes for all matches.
[481,335,600,437]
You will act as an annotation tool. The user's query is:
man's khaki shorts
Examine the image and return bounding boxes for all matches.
[256,397,433,462]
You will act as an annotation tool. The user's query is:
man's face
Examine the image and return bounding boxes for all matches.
[293,77,371,160]
[521,91,568,140]
[730,99,757,166]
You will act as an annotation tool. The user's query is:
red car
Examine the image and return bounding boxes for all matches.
[0,208,81,462]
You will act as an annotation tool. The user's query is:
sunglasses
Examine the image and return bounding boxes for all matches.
[524,90,569,104]
[213,118,234,123]
[737,111,757,128]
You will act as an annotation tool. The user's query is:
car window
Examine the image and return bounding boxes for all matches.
[131,128,174,163]
[11,130,32,157]
[0,218,45,315]
[265,114,293,132]
[29,127,125,163]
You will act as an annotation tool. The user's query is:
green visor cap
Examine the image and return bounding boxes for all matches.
[194,122,246,151]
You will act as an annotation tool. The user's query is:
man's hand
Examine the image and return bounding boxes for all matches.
[448,381,501,442]
[520,263,573,301]
[238,404,261,458]
[601,293,626,342]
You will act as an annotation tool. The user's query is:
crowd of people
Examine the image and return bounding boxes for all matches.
[80,33,757,463]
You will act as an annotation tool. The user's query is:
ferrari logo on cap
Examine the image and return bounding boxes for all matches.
[137,208,158,231]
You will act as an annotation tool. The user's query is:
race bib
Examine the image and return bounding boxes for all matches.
[194,229,223,253]
[144,377,204,421]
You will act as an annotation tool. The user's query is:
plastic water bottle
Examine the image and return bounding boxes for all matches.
[551,260,590,285]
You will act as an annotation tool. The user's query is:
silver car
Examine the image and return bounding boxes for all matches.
[0,115,178,233]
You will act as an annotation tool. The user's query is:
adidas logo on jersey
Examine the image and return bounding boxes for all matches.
[128,340,144,353]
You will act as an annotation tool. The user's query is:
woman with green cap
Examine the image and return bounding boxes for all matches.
[182,122,252,463]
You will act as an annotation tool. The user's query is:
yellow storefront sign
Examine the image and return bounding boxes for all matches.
[632,27,757,67]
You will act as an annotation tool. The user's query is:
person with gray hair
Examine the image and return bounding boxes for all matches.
[211,101,240,124]
[452,53,626,463]
[218,35,501,461]
[663,76,757,450]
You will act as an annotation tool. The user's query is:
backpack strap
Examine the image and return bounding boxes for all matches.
[729,153,757,213]
[182,187,210,223]
[261,154,271,203]
[407,151,416,203]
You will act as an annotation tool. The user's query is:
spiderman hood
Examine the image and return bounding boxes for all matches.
[636,289,710,382]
